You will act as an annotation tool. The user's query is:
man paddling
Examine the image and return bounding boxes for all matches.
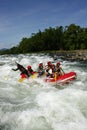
[12,62,29,78]
[37,63,45,77]
[55,62,64,76]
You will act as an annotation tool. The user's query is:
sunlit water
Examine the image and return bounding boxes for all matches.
[0,53,87,130]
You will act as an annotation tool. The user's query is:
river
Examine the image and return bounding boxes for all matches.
[0,53,87,130]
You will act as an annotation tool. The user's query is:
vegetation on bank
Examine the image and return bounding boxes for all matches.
[0,24,87,55]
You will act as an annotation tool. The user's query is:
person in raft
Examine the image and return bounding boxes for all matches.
[55,62,65,77]
[12,62,29,78]
[27,65,34,76]
[45,61,55,77]
[37,63,45,77]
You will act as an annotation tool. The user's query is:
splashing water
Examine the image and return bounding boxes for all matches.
[0,53,87,130]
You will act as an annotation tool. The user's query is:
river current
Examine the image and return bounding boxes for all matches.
[0,53,87,130]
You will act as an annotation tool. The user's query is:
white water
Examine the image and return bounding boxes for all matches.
[0,53,87,130]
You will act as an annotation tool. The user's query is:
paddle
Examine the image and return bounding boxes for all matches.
[18,77,26,82]
[61,68,65,74]
[5,75,9,80]
[54,72,57,81]
[30,73,38,78]
[54,72,58,86]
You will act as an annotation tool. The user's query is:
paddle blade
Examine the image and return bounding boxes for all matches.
[54,73,57,81]
[5,75,8,80]
[18,78,25,82]
[31,73,38,79]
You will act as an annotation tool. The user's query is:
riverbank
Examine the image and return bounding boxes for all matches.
[49,50,87,61]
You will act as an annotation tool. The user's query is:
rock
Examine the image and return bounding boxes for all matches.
[49,50,87,61]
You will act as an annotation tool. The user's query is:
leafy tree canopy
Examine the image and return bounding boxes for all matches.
[0,24,87,55]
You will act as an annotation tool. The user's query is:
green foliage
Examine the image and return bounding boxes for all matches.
[0,24,87,55]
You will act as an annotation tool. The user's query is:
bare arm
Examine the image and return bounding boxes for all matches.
[12,68,18,71]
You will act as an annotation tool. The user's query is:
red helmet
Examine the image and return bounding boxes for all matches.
[27,65,31,69]
[56,62,60,66]
[39,63,43,67]
[47,61,51,65]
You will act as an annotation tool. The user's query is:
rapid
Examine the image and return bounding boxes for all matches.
[0,53,87,130]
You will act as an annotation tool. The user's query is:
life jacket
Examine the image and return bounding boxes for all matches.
[21,74,27,78]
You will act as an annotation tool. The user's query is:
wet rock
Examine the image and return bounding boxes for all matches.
[49,50,87,61]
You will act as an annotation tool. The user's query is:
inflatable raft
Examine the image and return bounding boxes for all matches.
[44,72,77,84]
[19,71,77,84]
